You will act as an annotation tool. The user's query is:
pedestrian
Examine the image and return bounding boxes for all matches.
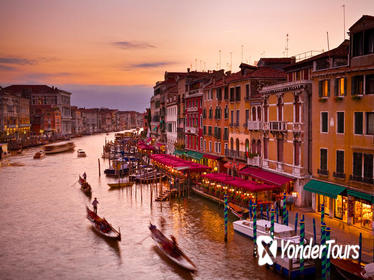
[0,145,2,161]
[92,197,99,214]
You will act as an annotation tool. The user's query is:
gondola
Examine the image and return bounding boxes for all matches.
[78,176,92,197]
[86,206,121,241]
[107,182,133,189]
[228,202,249,219]
[149,223,197,272]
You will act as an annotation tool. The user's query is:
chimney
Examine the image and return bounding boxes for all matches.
[187,68,190,73]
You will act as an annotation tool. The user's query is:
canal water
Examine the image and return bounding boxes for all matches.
[0,133,283,280]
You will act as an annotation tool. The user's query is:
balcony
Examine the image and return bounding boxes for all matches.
[270,121,287,132]
[225,149,246,160]
[247,156,261,167]
[185,126,197,134]
[247,121,263,130]
[333,172,346,179]
[318,169,329,176]
[293,123,302,132]
[263,122,270,131]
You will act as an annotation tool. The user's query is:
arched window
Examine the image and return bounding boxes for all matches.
[257,140,261,156]
[257,107,262,121]
[245,139,250,153]
[252,107,256,121]
[230,137,234,150]
[236,138,240,154]
[251,139,256,153]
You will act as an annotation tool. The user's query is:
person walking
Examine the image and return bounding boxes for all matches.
[92,197,99,214]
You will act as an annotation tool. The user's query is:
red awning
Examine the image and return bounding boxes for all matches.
[239,167,293,186]
[202,173,279,192]
[150,154,211,172]
[223,161,246,170]
[203,154,220,160]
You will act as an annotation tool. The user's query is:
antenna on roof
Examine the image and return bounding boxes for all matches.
[327,32,330,51]
[219,50,221,69]
[285,34,289,57]
[342,4,346,40]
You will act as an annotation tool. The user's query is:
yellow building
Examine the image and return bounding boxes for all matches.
[304,16,374,231]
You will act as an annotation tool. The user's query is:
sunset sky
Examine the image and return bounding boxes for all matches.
[0,0,373,111]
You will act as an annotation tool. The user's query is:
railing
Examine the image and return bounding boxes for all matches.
[270,121,287,132]
[263,122,270,130]
[318,169,329,176]
[333,172,346,179]
[186,107,198,112]
[247,121,263,130]
[247,156,261,167]
[293,123,302,132]
[185,127,197,134]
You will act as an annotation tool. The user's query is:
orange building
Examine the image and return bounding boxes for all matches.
[304,15,374,231]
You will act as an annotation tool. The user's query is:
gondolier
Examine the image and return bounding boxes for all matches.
[92,197,99,213]
[83,172,87,180]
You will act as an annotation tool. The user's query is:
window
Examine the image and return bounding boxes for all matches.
[277,139,283,163]
[209,141,212,152]
[204,140,207,151]
[224,87,228,100]
[277,98,283,121]
[337,112,344,134]
[203,126,206,135]
[257,107,261,121]
[304,69,309,80]
[318,80,330,97]
[209,107,213,119]
[354,112,363,134]
[245,109,249,124]
[230,88,235,101]
[352,76,364,95]
[335,78,346,96]
[245,84,250,100]
[203,109,206,119]
[224,128,228,140]
[353,152,363,179]
[367,112,374,135]
[236,110,239,125]
[200,137,203,151]
[320,149,328,171]
[231,111,234,125]
[217,88,222,100]
[264,138,268,159]
[224,105,229,119]
[235,86,241,101]
[366,75,374,95]
[364,28,374,54]
[208,126,212,136]
[294,141,300,166]
[252,107,256,121]
[200,115,203,128]
[353,32,364,56]
[336,150,344,174]
[364,154,373,183]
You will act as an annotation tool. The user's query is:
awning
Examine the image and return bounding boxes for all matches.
[174,149,185,156]
[304,180,346,199]
[347,189,374,203]
[203,154,220,160]
[185,150,204,160]
[239,167,293,186]
[224,161,246,171]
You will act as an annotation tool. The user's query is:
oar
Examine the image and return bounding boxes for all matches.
[137,235,150,244]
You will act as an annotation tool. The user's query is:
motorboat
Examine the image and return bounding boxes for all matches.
[77,149,87,157]
[44,141,75,154]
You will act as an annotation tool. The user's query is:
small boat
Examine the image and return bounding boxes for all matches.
[86,206,121,241]
[104,161,129,177]
[33,150,45,159]
[44,141,75,154]
[233,219,303,247]
[331,258,370,280]
[107,182,133,189]
[149,223,197,272]
[78,176,92,197]
[77,149,86,157]
[228,202,249,219]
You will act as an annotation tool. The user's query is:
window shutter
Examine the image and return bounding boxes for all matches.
[344,78,347,96]
[327,80,330,96]
[319,81,322,97]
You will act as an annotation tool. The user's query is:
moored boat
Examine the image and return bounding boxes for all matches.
[107,182,133,188]
[86,206,121,241]
[233,219,303,246]
[149,223,197,272]
[44,141,75,154]
[228,202,249,219]
[33,150,45,159]
[331,258,369,280]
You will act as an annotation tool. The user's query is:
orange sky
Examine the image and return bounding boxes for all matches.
[0,0,373,88]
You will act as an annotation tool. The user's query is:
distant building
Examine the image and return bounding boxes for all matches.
[166,93,178,154]
[4,85,72,135]
[71,106,84,135]
[30,105,61,135]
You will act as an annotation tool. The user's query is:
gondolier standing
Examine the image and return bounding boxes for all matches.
[92,197,99,214]
[83,172,87,180]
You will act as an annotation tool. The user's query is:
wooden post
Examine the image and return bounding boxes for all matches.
[98,158,101,177]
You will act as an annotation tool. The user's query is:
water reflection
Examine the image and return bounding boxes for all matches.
[0,133,283,280]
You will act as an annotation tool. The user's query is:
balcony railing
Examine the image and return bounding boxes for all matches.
[185,127,197,134]
[293,123,302,132]
[225,149,246,160]
[247,121,263,130]
[318,169,329,176]
[270,121,287,132]
[247,156,261,167]
[333,172,346,179]
[263,122,270,130]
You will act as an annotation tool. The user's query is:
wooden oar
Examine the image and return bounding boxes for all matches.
[136,235,150,244]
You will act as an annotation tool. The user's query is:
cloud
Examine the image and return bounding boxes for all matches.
[0,57,35,65]
[112,41,156,49]
[0,64,17,71]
